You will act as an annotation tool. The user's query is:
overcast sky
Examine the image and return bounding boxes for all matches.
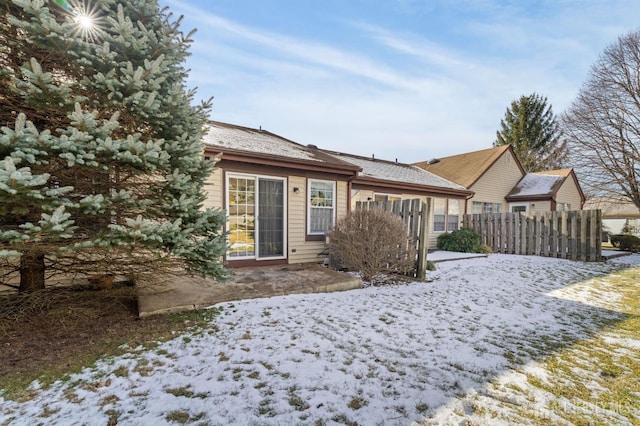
[160,0,638,163]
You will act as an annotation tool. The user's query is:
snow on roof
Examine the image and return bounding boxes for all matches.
[202,122,321,162]
[508,173,564,197]
[327,152,468,191]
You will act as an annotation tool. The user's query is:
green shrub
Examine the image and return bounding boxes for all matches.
[610,234,622,248]
[426,260,436,271]
[437,228,481,253]
[478,244,493,254]
[618,235,640,252]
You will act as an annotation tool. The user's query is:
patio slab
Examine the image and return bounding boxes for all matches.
[137,263,362,318]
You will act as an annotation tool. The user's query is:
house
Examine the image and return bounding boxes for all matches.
[201,121,472,266]
[320,151,473,248]
[414,145,524,217]
[414,145,585,216]
[584,196,640,235]
[505,169,585,213]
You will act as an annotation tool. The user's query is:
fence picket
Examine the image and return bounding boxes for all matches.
[463,210,601,262]
[356,199,430,279]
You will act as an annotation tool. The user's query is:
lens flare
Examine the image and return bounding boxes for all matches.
[52,0,106,42]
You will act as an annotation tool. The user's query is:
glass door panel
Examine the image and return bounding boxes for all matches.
[228,177,256,258]
[258,178,285,258]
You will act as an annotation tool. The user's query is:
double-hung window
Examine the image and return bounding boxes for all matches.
[433,198,446,232]
[308,180,335,235]
[447,199,460,231]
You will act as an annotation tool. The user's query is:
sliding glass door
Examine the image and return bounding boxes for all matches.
[227,174,286,260]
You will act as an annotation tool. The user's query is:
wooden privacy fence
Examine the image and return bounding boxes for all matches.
[463,210,602,262]
[353,199,431,280]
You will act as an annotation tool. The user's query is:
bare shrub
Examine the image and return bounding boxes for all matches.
[328,208,416,283]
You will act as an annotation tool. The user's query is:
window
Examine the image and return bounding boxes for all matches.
[308,180,335,234]
[472,201,502,214]
[557,203,571,211]
[472,201,483,214]
[447,199,460,231]
[433,198,446,232]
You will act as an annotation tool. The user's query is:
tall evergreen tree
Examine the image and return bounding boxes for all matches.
[494,93,567,172]
[0,0,227,291]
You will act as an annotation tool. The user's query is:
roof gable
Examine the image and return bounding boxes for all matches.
[414,145,523,188]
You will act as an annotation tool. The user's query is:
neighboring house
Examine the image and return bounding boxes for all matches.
[415,145,524,215]
[201,121,472,266]
[506,169,585,213]
[414,145,585,215]
[584,196,640,235]
[320,151,473,247]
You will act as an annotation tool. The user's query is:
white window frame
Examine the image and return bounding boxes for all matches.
[307,179,336,235]
[433,197,446,232]
[447,198,461,231]
[509,202,529,213]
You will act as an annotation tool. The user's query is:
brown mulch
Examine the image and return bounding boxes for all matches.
[0,284,191,386]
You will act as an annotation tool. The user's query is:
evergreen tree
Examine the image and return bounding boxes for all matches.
[494,93,567,172]
[1,0,227,292]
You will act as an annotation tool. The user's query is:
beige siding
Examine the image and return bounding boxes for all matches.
[556,178,583,210]
[203,167,223,210]
[467,150,523,213]
[204,170,348,264]
[289,179,348,264]
[351,189,374,208]
[530,201,551,212]
[287,176,322,263]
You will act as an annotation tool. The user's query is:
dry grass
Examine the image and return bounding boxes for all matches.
[0,285,220,400]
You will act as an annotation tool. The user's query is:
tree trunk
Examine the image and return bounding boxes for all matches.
[19,252,45,292]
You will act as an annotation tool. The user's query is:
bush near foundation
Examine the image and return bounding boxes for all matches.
[437,228,482,253]
[619,235,640,252]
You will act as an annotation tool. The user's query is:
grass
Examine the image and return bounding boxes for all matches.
[483,266,640,425]
[0,299,223,401]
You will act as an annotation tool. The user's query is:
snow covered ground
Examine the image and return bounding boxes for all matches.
[2,254,639,425]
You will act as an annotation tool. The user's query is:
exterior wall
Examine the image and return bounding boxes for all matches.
[529,201,552,212]
[351,189,375,206]
[467,150,523,213]
[203,167,223,210]
[556,178,583,210]
[204,164,349,265]
[288,178,348,264]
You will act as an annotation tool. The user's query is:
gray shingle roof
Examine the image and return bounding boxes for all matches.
[326,152,467,191]
[202,122,321,162]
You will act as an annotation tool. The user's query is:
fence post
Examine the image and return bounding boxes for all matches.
[416,199,431,281]
[569,211,577,260]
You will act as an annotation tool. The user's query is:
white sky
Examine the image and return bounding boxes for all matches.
[160,0,639,163]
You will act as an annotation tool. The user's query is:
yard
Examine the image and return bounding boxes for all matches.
[1,254,639,425]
